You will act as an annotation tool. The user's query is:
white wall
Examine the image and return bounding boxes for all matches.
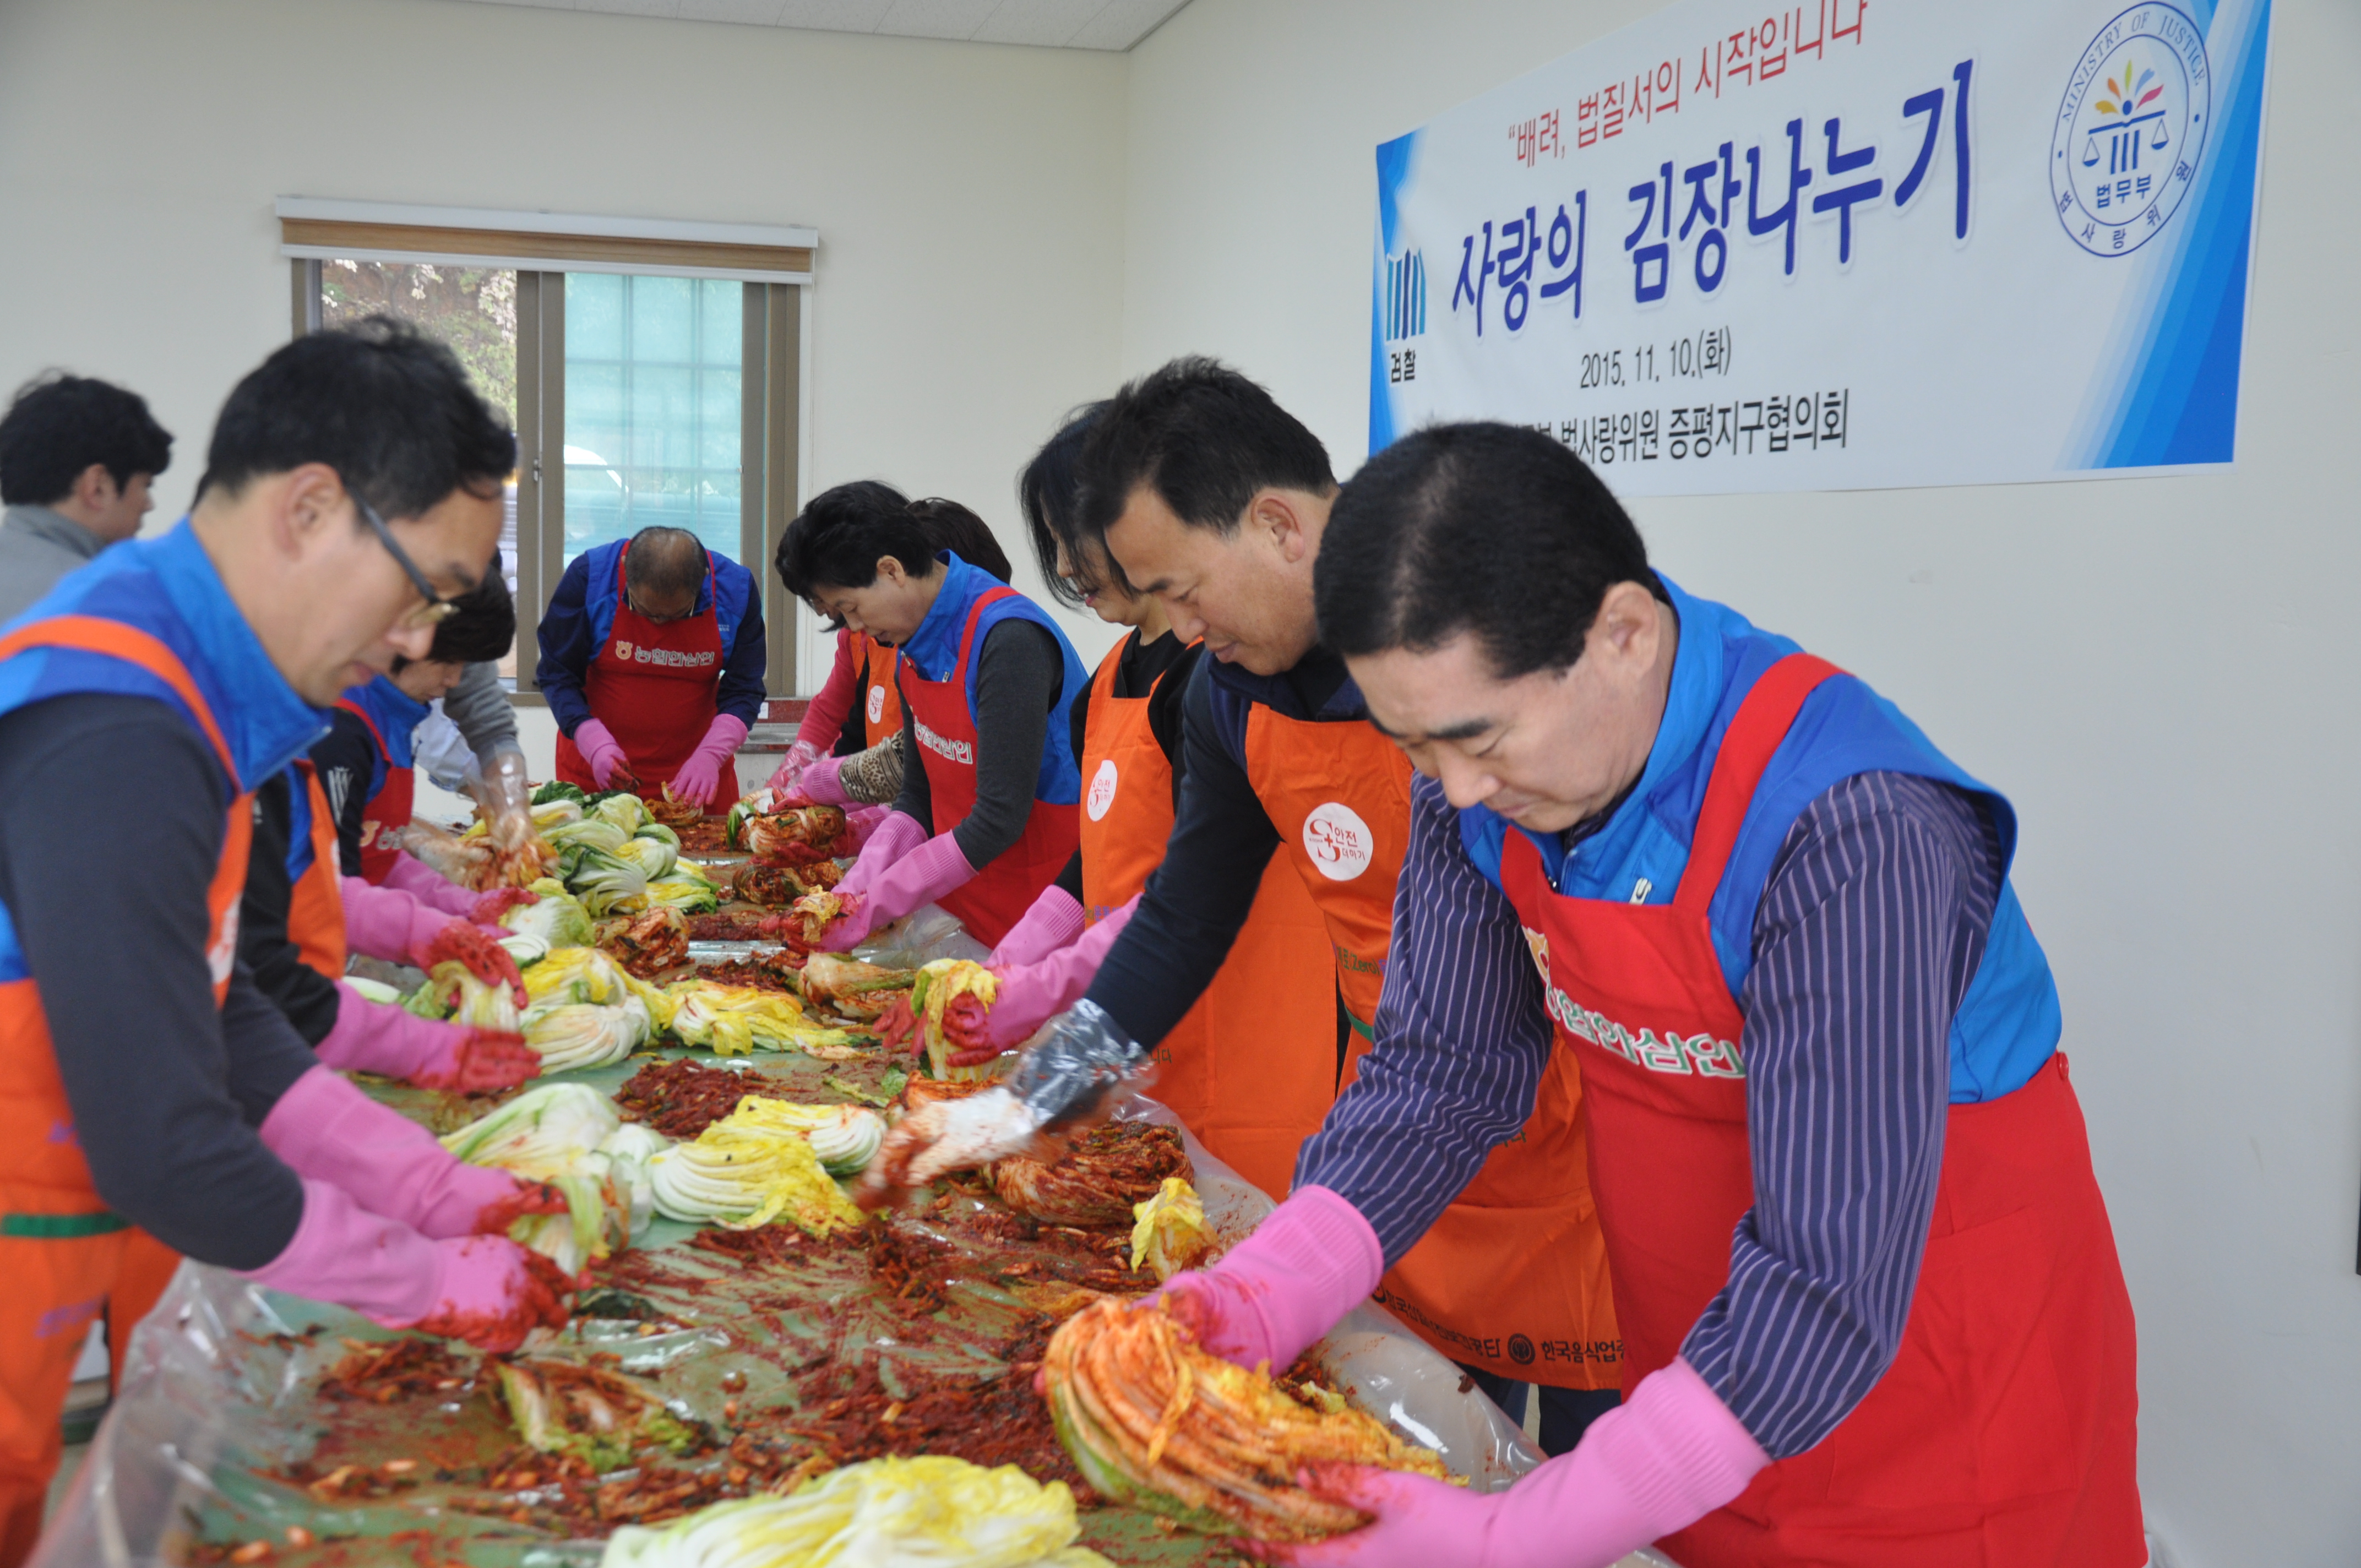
[1127,2,2361,1565]
[0,0,1134,788]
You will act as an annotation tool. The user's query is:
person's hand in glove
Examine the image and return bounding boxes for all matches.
[341,878,469,966]
[314,987,542,1092]
[470,885,539,927]
[987,886,1087,969]
[418,920,529,1009]
[767,737,822,796]
[260,1064,552,1238]
[239,1181,574,1354]
[983,896,1137,1049]
[477,746,536,852]
[383,850,479,916]
[787,752,851,806]
[572,717,638,791]
[1155,1185,1385,1374]
[1244,1359,1768,1568]
[813,830,975,952]
[670,713,749,810]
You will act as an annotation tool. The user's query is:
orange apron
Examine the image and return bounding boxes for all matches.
[1242,706,1618,1389]
[858,633,903,749]
[554,551,741,809]
[0,618,249,1568]
[1078,640,1334,1201]
[285,763,350,981]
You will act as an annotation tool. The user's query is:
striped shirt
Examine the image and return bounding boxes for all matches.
[1295,766,2000,1458]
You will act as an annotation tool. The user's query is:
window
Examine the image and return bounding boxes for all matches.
[282,200,813,700]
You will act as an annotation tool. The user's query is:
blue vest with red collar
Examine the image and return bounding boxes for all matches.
[896,551,1087,807]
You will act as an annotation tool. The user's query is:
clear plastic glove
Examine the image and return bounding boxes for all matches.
[573,717,637,790]
[416,920,529,1008]
[315,987,542,1092]
[670,712,749,809]
[986,885,1088,969]
[1249,1359,1769,1568]
[384,850,478,914]
[767,737,822,796]
[983,897,1135,1048]
[815,830,975,951]
[477,745,536,853]
[260,1065,561,1238]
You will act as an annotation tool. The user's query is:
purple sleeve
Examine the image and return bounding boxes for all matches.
[1681,770,1999,1458]
[1292,770,1554,1260]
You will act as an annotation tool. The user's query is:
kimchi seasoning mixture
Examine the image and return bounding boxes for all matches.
[316,1337,475,1406]
[613,1059,781,1139]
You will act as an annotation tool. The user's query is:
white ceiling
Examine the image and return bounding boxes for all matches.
[457,0,1195,51]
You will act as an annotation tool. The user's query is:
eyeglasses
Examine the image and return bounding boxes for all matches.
[350,489,461,628]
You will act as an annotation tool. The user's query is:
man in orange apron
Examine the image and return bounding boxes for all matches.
[0,322,569,1567]
[1160,423,2142,1567]
[537,525,765,813]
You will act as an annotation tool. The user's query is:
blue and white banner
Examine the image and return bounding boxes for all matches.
[1370,0,2273,493]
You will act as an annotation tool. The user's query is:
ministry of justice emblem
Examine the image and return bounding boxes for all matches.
[2052,4,2211,258]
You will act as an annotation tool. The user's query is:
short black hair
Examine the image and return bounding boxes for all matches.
[624,526,708,599]
[426,559,516,665]
[775,480,934,601]
[907,497,1011,585]
[1317,422,1664,680]
[0,373,173,506]
[1020,402,1108,611]
[199,316,514,523]
[1075,357,1334,545]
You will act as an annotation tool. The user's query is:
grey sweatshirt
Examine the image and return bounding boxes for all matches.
[0,504,107,625]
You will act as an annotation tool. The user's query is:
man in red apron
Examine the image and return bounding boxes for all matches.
[536,525,765,813]
[1161,423,2143,1567]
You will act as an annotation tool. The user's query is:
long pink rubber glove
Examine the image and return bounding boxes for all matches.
[315,986,543,1092]
[341,876,456,965]
[1250,1358,1769,1567]
[572,717,635,789]
[1157,1185,1385,1373]
[814,831,976,951]
[983,897,1136,1048]
[669,712,749,809]
[260,1065,551,1239]
[842,803,890,854]
[833,809,929,902]
[766,737,822,795]
[791,752,852,805]
[384,850,476,916]
[987,885,1087,968]
[238,1179,570,1353]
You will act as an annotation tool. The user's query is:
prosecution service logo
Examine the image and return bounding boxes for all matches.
[2052,4,2210,258]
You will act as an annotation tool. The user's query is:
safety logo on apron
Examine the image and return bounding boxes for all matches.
[1086,759,1119,822]
[1302,801,1375,881]
[867,685,886,725]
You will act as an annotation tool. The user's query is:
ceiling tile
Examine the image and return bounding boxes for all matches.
[1065,0,1188,50]
[575,0,679,13]
[969,0,1085,47]
[678,0,787,21]
[873,0,1000,40]
[770,0,897,30]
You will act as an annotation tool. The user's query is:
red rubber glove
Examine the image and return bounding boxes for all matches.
[470,886,539,926]
[417,920,529,1009]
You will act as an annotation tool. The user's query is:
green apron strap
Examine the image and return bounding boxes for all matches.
[2,1212,129,1239]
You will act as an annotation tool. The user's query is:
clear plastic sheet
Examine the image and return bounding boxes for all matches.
[851,902,991,969]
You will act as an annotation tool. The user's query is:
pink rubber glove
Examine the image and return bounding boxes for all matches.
[767,737,822,795]
[1157,1185,1384,1374]
[842,803,890,854]
[983,896,1135,1048]
[340,876,454,966]
[833,809,929,901]
[384,850,477,916]
[573,717,635,790]
[670,712,749,809]
[1252,1358,1769,1568]
[814,830,976,951]
[315,986,542,1092]
[792,752,852,806]
[987,885,1088,968]
[260,1065,554,1240]
[238,1180,570,1354]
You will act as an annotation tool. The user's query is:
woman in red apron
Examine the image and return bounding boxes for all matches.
[1178,423,2141,1568]
[776,483,1087,951]
[541,527,765,813]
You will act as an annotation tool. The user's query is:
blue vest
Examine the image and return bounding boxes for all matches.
[897,552,1087,807]
[578,538,754,662]
[0,522,328,983]
[1460,579,2061,1104]
[339,674,428,803]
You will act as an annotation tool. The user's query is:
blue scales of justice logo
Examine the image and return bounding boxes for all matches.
[2052,4,2211,257]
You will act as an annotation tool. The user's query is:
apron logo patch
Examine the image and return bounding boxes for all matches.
[914,719,975,766]
[867,684,886,725]
[627,645,715,668]
[1520,927,1744,1079]
[613,639,634,658]
[1302,801,1376,881]
[358,820,380,847]
[208,905,240,987]
[1086,759,1119,822]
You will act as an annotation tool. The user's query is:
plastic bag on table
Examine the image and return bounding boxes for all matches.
[852,902,989,969]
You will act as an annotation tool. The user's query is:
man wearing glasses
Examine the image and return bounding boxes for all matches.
[536,524,766,813]
[0,320,572,1567]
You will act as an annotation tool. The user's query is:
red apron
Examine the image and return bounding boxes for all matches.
[554,552,741,808]
[1242,709,1619,1389]
[900,587,1079,950]
[334,698,415,886]
[858,633,903,750]
[1500,654,2142,1565]
[0,617,248,1568]
[286,763,350,981]
[1079,640,1335,1201]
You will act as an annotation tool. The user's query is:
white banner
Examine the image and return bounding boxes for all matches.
[1369,0,2273,493]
